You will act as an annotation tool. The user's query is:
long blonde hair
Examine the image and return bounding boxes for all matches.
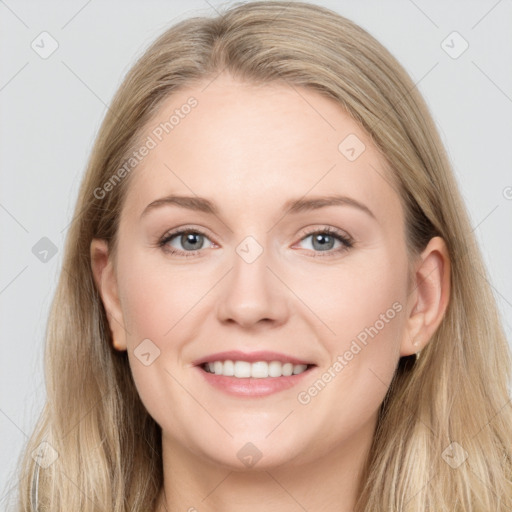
[14,2,512,510]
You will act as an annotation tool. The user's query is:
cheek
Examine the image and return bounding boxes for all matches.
[115,251,202,435]
[292,251,407,415]
[290,251,407,353]
[115,249,219,427]
[117,247,212,342]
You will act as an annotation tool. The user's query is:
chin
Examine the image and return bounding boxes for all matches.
[192,435,306,472]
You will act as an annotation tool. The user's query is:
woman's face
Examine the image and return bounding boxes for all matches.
[95,74,421,470]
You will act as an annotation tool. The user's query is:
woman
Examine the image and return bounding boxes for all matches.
[15,1,512,510]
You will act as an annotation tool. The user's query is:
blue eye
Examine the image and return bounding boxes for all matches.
[158,226,353,258]
[296,227,353,257]
[159,229,214,257]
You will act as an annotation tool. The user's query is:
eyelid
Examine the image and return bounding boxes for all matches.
[296,225,353,243]
[159,224,215,241]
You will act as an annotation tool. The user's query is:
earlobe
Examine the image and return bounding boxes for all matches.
[90,238,128,351]
[400,236,451,357]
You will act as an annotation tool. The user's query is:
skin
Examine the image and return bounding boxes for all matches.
[91,73,450,512]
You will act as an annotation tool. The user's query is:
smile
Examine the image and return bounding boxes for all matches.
[202,360,311,378]
[197,361,317,398]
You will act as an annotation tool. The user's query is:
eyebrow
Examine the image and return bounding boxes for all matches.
[140,194,376,220]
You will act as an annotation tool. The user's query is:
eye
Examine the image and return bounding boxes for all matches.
[157,226,353,258]
[158,228,215,257]
[295,227,353,257]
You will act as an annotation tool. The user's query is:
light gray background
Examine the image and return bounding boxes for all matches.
[1,0,511,506]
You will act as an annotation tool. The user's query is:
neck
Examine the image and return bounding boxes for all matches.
[156,413,377,512]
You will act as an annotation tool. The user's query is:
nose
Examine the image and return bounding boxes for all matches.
[216,239,290,330]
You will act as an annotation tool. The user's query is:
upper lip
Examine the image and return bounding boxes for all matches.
[192,350,315,366]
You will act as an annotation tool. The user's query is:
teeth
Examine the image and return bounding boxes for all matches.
[203,360,309,378]
[223,360,234,376]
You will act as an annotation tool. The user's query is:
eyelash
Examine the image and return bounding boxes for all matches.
[157,226,354,258]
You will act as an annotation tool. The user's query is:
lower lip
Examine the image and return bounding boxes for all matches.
[196,365,315,397]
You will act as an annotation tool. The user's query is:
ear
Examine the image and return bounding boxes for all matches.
[400,236,451,357]
[90,238,127,351]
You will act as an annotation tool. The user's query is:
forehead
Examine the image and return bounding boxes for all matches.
[121,74,401,225]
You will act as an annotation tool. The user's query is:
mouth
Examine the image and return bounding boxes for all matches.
[194,352,318,397]
[200,360,316,378]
